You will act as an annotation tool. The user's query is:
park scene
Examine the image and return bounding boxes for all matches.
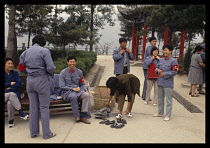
[4,4,205,143]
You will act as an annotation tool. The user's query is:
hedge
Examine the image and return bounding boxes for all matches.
[17,49,97,76]
[52,50,97,75]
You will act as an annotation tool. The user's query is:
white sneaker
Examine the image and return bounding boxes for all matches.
[164,117,170,121]
[20,114,29,120]
[127,112,132,118]
[153,103,157,106]
[153,114,163,117]
[8,123,15,128]
[144,101,148,104]
[116,114,123,119]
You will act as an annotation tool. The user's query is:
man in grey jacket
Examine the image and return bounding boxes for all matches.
[113,38,134,76]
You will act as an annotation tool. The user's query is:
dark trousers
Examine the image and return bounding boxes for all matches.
[142,69,147,100]
[115,66,128,102]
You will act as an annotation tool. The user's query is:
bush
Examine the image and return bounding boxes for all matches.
[53,50,97,76]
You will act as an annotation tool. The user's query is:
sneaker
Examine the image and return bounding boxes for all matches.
[144,101,148,105]
[164,117,170,121]
[20,114,29,120]
[127,112,132,118]
[153,103,157,106]
[8,123,15,128]
[153,114,163,117]
[116,114,123,119]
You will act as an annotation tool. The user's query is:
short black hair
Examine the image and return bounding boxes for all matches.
[119,38,127,43]
[106,77,119,96]
[162,44,173,51]
[193,45,203,54]
[149,37,156,42]
[5,57,14,64]
[32,35,46,46]
[67,55,77,62]
[150,46,159,55]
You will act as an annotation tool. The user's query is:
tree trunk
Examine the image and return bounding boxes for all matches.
[6,5,17,66]
[27,16,32,48]
[89,5,95,52]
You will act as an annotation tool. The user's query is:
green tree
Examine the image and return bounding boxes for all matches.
[15,5,54,48]
[64,5,116,51]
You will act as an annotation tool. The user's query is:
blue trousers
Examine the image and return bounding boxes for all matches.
[157,86,173,117]
[27,74,52,139]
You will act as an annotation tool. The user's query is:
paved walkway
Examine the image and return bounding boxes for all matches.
[5,55,205,143]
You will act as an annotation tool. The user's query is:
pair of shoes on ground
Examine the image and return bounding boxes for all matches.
[99,119,126,129]
[75,117,91,124]
[31,132,56,139]
[116,113,132,118]
[153,114,170,121]
[144,101,157,106]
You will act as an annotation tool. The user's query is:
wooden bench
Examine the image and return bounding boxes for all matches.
[5,75,80,116]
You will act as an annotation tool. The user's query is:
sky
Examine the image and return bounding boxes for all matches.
[5,5,204,55]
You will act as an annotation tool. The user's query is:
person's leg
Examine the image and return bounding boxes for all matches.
[6,101,16,122]
[128,93,135,112]
[66,93,80,118]
[5,92,21,110]
[157,86,165,115]
[142,69,147,100]
[153,80,158,105]
[28,91,40,137]
[164,88,173,118]
[191,84,198,96]
[79,92,90,113]
[145,80,153,103]
[34,75,52,139]
[118,94,126,115]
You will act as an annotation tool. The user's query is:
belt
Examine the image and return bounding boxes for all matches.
[28,71,47,77]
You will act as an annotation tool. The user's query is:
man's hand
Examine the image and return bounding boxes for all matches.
[11,82,16,85]
[120,48,126,54]
[125,48,131,53]
[73,87,80,92]
[157,69,164,78]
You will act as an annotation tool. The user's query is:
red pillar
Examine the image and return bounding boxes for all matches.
[164,25,169,45]
[180,30,186,58]
[131,23,137,55]
[142,23,147,62]
[135,33,139,60]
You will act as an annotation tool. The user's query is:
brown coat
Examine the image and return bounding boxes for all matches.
[117,74,140,100]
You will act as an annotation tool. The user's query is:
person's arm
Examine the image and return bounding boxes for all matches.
[11,71,22,89]
[112,48,124,61]
[199,62,205,68]
[126,48,134,60]
[59,71,74,91]
[162,60,179,79]
[43,49,56,77]
[144,56,153,67]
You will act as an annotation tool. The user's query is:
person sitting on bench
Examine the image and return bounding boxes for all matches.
[5,57,29,128]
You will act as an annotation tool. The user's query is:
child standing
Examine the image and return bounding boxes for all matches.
[153,45,179,121]
[144,46,160,106]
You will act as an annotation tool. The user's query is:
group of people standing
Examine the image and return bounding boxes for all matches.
[5,34,205,140]
[108,37,179,122]
[109,37,205,123]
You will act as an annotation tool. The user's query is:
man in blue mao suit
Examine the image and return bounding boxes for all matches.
[113,38,134,76]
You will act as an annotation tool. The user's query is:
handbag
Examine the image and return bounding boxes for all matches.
[147,60,158,79]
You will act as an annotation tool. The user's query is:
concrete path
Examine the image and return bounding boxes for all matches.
[4,55,205,143]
